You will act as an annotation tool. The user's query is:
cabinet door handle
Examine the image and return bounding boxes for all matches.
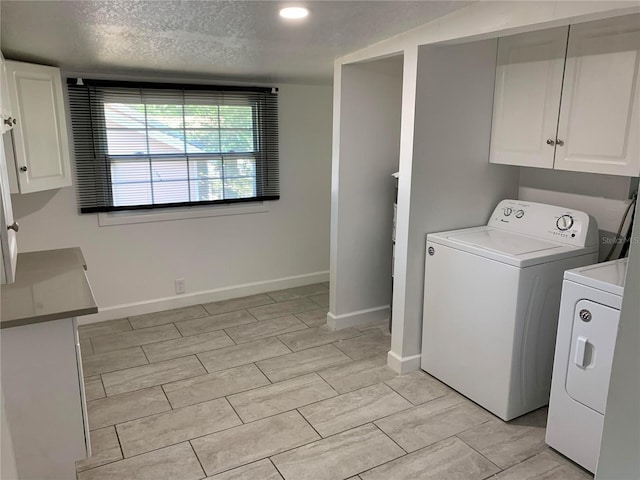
[546,139,555,146]
[556,139,565,146]
[19,166,28,172]
[7,222,19,232]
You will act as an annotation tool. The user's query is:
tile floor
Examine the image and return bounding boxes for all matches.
[76,283,592,480]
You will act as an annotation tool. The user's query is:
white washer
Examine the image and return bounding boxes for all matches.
[421,199,599,421]
[546,258,628,473]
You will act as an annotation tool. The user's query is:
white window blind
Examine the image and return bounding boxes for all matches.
[67,79,279,213]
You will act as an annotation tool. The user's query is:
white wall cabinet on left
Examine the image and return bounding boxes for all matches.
[1,56,18,283]
[0,54,16,134]
[1,132,18,284]
[4,60,72,193]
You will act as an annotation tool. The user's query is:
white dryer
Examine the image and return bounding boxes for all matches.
[546,258,628,473]
[421,200,599,421]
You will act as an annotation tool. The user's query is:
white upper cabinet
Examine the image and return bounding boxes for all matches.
[490,27,568,169]
[1,54,16,134]
[490,14,640,177]
[4,60,72,193]
[555,15,640,176]
[1,54,17,284]
[1,133,18,284]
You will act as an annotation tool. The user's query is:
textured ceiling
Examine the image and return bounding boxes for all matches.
[0,1,472,84]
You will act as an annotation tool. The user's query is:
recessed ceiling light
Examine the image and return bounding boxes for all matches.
[279,7,309,19]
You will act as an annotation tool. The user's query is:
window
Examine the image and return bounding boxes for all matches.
[67,79,279,213]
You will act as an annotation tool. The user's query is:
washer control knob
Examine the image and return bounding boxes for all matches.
[515,210,524,219]
[504,207,512,216]
[556,214,574,231]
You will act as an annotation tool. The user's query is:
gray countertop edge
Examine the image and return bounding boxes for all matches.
[0,306,99,329]
[1,247,98,329]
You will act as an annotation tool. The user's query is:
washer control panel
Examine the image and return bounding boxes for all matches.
[489,200,598,247]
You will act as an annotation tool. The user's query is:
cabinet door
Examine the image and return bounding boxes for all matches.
[1,133,17,284]
[5,61,72,192]
[489,27,568,168]
[555,14,640,176]
[73,319,91,457]
[1,319,87,479]
[1,53,15,134]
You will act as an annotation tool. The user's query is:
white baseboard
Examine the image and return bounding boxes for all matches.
[387,350,422,374]
[78,270,329,325]
[326,305,389,331]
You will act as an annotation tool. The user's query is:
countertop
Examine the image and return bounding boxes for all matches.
[1,247,98,329]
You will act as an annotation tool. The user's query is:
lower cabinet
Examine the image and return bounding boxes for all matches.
[1,318,90,479]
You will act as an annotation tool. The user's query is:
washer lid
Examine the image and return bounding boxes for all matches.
[564,258,628,297]
[452,229,564,256]
[428,226,597,267]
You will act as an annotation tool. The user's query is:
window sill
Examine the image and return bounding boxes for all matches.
[97,202,269,226]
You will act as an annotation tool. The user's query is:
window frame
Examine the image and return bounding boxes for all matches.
[97,201,270,227]
[67,79,279,214]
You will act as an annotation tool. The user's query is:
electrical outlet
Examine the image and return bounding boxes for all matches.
[175,278,185,295]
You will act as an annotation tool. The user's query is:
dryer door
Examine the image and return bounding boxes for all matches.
[566,299,620,414]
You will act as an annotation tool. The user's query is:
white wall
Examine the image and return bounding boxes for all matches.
[389,40,519,372]
[596,203,640,480]
[332,0,640,374]
[0,389,18,480]
[339,2,640,65]
[329,56,403,329]
[11,83,333,321]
